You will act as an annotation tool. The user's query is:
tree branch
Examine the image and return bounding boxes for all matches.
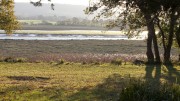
[175,26,180,47]
[156,17,167,50]
[30,0,54,10]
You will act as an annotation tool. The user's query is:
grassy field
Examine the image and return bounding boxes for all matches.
[0,40,178,62]
[0,62,179,101]
[0,39,179,100]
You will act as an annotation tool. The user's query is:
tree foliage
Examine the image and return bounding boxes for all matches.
[30,0,54,10]
[86,0,180,63]
[0,0,20,34]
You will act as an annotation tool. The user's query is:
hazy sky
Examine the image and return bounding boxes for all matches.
[14,0,89,6]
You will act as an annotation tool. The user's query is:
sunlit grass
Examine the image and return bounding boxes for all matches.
[0,63,145,88]
[0,62,179,100]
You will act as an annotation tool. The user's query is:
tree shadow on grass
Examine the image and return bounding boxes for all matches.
[145,62,180,85]
[69,63,180,101]
[163,63,180,84]
[69,73,126,101]
[2,74,129,101]
[145,63,161,81]
[7,76,50,81]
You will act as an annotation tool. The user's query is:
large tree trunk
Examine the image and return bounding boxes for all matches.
[145,15,160,63]
[146,32,154,63]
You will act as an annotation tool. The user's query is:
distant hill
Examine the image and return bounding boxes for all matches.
[14,3,89,18]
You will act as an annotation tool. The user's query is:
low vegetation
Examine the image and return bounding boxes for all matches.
[120,79,180,101]
[0,40,178,63]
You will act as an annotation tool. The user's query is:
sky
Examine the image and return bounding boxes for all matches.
[14,0,89,6]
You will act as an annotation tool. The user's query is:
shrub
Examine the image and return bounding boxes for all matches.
[16,58,27,63]
[4,57,16,63]
[133,59,145,65]
[35,60,43,63]
[111,59,122,65]
[3,57,27,63]
[119,79,180,101]
[0,57,4,62]
[81,61,87,65]
[57,59,65,65]
[92,61,101,65]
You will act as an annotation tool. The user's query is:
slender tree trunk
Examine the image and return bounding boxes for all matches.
[164,12,176,63]
[179,54,180,62]
[164,48,171,63]
[152,26,161,63]
[175,27,180,61]
[145,15,160,63]
[145,15,154,63]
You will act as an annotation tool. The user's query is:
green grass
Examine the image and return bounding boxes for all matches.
[0,62,179,100]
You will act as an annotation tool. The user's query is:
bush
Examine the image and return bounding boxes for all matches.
[81,61,87,65]
[133,59,145,65]
[0,57,4,62]
[119,79,180,101]
[4,57,15,63]
[111,59,122,65]
[16,58,27,63]
[3,57,27,63]
[57,59,65,65]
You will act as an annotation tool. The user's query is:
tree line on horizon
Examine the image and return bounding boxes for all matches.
[19,16,108,27]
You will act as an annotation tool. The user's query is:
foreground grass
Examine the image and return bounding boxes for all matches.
[0,62,179,101]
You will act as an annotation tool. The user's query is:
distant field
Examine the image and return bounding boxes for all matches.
[12,30,124,35]
[19,20,57,25]
[18,24,120,35]
[0,40,178,62]
[18,20,44,24]
[20,25,116,30]
[18,19,111,31]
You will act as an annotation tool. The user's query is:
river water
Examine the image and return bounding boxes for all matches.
[0,34,145,40]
